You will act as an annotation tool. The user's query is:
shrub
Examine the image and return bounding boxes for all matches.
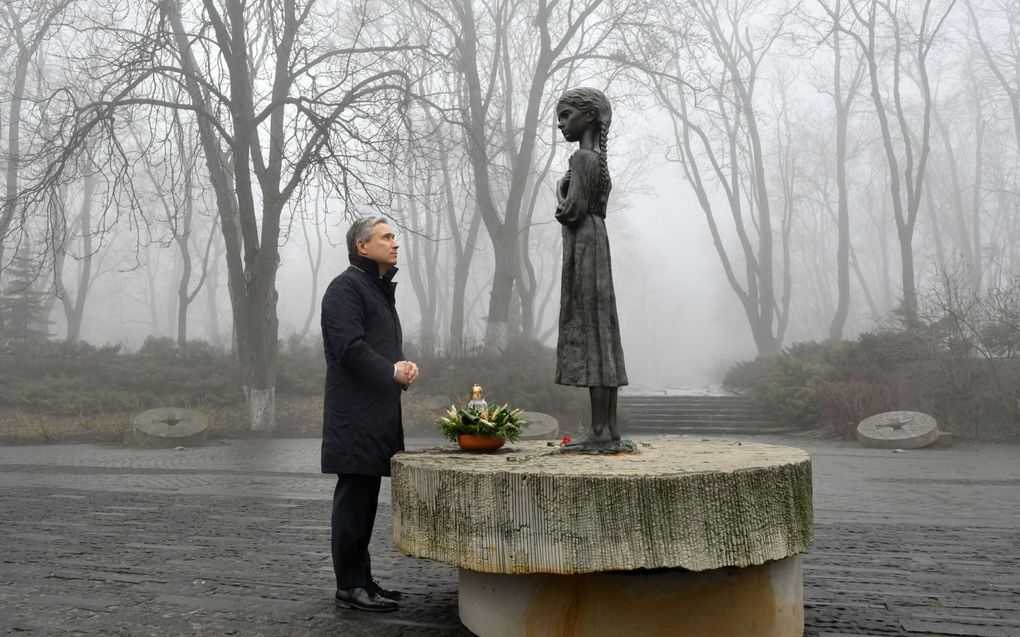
[722,356,777,393]
[277,338,325,396]
[724,336,910,432]
[179,339,220,361]
[414,338,574,413]
[0,336,242,414]
[137,335,179,359]
[815,380,901,438]
[764,355,832,428]
[410,338,581,431]
[853,330,929,368]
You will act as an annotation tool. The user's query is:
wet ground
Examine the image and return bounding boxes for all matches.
[1,435,1017,636]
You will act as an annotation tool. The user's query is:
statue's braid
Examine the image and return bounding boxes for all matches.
[598,124,610,195]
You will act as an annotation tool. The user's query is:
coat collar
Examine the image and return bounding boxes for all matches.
[348,253,398,283]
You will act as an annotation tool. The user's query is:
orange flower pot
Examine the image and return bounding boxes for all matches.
[457,434,506,452]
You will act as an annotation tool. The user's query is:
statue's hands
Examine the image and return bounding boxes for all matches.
[395,360,420,387]
[556,173,570,204]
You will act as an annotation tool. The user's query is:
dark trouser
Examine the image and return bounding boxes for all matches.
[331,473,381,590]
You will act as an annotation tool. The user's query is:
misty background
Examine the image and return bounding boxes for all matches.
[2,0,1018,430]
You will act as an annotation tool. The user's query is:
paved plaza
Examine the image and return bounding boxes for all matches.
[0,435,1017,636]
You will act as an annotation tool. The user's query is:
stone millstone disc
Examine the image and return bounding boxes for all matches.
[519,411,558,439]
[857,410,938,449]
[133,407,208,448]
[391,440,813,575]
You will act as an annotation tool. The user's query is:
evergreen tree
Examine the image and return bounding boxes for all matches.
[0,248,53,344]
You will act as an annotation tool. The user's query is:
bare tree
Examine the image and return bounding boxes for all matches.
[435,124,484,355]
[814,0,867,340]
[841,0,958,326]
[296,181,324,343]
[50,176,96,343]
[132,115,215,347]
[410,0,642,348]
[0,0,74,270]
[644,0,793,355]
[395,153,443,357]
[24,0,417,430]
[965,0,1020,154]
[964,0,1019,288]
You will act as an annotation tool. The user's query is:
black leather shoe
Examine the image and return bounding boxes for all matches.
[369,580,402,601]
[334,587,398,612]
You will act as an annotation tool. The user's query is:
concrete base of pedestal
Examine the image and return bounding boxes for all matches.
[458,556,803,637]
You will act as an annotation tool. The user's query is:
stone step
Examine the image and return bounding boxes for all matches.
[616,392,793,435]
[619,400,761,409]
[620,424,800,436]
[620,407,767,417]
[612,397,758,401]
[625,418,783,428]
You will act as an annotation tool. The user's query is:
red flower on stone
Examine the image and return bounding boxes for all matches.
[561,436,572,446]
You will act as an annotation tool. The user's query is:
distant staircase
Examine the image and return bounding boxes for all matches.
[618,393,801,436]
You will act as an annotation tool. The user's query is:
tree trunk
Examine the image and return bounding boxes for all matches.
[829,13,853,342]
[165,0,280,431]
[205,240,223,346]
[898,225,918,326]
[51,178,94,345]
[403,164,440,357]
[924,176,949,277]
[456,0,516,350]
[437,131,480,354]
[971,97,984,292]
[849,241,879,318]
[234,270,279,432]
[298,187,323,342]
[485,231,515,350]
[176,208,193,347]
[145,253,160,336]
[935,111,974,286]
[0,35,31,269]
[67,178,94,344]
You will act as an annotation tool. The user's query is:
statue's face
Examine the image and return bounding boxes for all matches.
[557,102,594,142]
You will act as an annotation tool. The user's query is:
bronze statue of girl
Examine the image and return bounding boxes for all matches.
[554,87,631,451]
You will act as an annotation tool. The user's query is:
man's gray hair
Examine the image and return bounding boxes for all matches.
[346,216,388,255]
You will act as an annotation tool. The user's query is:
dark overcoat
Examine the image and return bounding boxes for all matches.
[555,149,628,388]
[320,254,405,476]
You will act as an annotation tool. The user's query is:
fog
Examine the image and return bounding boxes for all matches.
[4,7,1018,636]
[3,0,1019,411]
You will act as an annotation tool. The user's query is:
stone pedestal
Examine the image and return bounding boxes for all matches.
[458,557,803,637]
[391,440,813,636]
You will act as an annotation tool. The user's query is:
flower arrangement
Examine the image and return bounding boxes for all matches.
[435,403,527,443]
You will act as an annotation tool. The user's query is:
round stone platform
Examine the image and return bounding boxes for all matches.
[391,440,813,636]
[392,440,812,574]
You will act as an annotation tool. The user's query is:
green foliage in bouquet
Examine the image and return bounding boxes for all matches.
[435,404,527,442]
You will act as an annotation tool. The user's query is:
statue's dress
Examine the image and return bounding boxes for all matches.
[554,149,628,388]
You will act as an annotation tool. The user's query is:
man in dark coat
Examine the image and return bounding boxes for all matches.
[321,216,419,612]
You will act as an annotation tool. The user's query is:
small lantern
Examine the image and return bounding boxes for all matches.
[467,384,488,414]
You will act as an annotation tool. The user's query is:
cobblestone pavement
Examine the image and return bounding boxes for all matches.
[0,435,1017,636]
